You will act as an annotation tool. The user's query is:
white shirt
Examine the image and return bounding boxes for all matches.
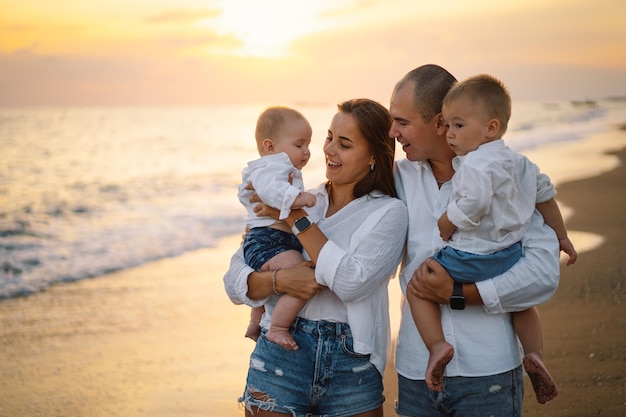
[393,157,560,379]
[238,152,306,226]
[224,184,408,375]
[447,139,556,254]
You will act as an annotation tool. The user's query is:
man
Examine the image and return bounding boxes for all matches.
[389,64,560,416]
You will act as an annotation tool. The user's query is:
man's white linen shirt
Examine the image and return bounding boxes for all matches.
[238,152,306,227]
[446,139,556,254]
[224,184,408,376]
[393,157,560,380]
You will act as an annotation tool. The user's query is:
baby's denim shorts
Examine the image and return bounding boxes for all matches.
[239,317,384,416]
[243,226,303,271]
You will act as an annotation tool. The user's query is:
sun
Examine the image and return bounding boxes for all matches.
[210,0,323,58]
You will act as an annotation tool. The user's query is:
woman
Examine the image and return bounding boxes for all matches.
[224,98,408,417]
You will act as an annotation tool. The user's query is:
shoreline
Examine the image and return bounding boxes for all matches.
[1,126,625,417]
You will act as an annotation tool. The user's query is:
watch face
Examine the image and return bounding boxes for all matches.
[295,216,311,231]
[450,296,465,310]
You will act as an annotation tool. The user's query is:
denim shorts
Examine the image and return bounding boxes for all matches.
[433,241,522,283]
[239,317,384,416]
[243,226,304,271]
[395,366,524,417]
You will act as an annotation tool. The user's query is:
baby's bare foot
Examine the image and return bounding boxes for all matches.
[426,342,454,392]
[266,328,299,351]
[245,321,261,342]
[523,352,558,404]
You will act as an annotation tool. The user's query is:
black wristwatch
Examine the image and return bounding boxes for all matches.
[450,281,465,310]
[291,215,313,236]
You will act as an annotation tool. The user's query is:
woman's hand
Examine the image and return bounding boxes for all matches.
[253,201,280,220]
[248,189,281,220]
[275,261,323,300]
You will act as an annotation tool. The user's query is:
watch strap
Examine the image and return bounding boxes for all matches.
[450,281,465,310]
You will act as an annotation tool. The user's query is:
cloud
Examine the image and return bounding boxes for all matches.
[0,0,624,105]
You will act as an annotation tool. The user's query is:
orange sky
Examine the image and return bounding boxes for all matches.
[1,0,625,106]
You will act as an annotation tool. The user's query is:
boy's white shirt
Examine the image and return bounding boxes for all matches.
[393,157,560,380]
[446,139,556,254]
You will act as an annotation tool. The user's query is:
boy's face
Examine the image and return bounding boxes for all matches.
[442,98,494,156]
[272,119,312,170]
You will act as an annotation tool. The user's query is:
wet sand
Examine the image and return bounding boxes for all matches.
[0,235,252,417]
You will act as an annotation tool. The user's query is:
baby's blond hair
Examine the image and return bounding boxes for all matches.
[255,106,308,153]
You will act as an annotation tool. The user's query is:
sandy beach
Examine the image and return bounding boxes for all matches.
[1,128,625,416]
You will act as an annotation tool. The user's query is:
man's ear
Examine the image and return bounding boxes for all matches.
[435,113,447,136]
[486,119,500,138]
[262,138,275,153]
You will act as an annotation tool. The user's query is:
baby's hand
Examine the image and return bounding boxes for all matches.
[293,191,317,209]
[559,236,578,266]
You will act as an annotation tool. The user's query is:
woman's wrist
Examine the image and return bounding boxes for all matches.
[272,269,284,295]
[286,208,307,228]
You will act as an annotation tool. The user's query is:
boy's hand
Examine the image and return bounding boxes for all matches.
[437,212,456,242]
[559,236,578,266]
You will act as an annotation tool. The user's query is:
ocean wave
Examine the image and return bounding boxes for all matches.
[1,102,624,301]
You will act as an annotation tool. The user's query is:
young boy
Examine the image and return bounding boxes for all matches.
[239,106,317,350]
[407,74,577,404]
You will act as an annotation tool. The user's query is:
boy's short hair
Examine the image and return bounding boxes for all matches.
[255,106,308,153]
[444,74,512,136]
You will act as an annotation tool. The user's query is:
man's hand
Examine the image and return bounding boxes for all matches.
[407,258,454,304]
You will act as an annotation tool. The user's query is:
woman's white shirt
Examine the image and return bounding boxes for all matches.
[223,183,408,375]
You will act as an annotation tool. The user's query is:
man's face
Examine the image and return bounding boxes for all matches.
[389,81,440,162]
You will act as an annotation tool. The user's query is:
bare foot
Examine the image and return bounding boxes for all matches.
[523,352,558,404]
[426,341,454,392]
[244,321,261,342]
[266,328,299,351]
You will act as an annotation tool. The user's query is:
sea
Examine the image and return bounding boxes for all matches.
[1,99,625,300]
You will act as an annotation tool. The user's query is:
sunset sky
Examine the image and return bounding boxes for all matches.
[1,0,625,106]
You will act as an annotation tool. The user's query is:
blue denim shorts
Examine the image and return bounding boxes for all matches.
[243,226,304,271]
[239,317,384,416]
[395,366,524,417]
[433,241,522,283]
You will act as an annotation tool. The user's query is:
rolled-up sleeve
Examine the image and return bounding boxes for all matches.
[223,245,268,308]
[536,172,557,204]
[315,201,408,303]
[477,210,560,313]
[447,166,492,231]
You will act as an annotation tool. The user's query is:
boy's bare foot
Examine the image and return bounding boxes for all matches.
[426,342,454,392]
[244,321,261,342]
[266,328,299,351]
[523,352,559,404]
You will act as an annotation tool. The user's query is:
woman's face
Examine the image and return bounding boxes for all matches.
[324,111,374,188]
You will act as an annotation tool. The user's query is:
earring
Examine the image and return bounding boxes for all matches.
[370,163,375,171]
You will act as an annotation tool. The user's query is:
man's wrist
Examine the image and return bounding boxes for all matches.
[450,281,465,310]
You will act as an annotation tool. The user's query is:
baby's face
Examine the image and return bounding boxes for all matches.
[273,119,312,170]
